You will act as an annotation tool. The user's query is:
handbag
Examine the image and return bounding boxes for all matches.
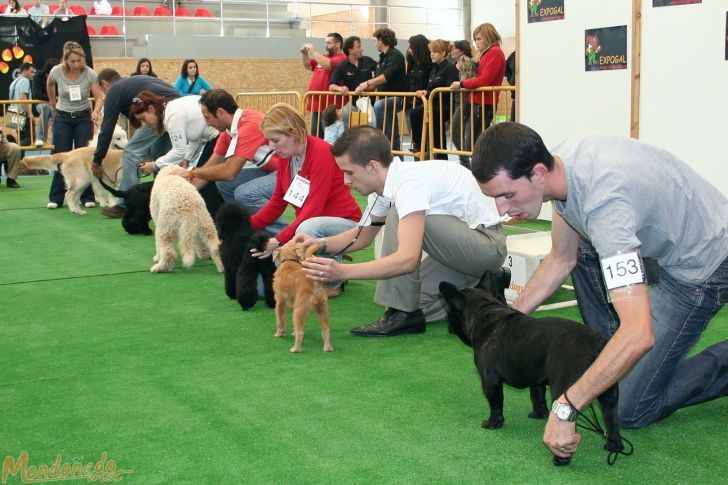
[5,109,28,131]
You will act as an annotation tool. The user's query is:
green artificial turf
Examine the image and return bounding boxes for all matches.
[1,176,727,484]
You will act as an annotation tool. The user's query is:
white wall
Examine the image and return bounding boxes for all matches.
[471,0,516,38]
[639,0,728,196]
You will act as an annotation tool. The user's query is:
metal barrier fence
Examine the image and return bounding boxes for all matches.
[301,91,429,161]
[428,86,516,161]
[234,91,302,118]
[0,99,47,150]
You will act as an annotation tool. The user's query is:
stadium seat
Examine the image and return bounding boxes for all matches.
[175,7,191,17]
[88,6,95,15]
[132,6,151,16]
[48,4,58,13]
[0,4,8,13]
[99,25,121,36]
[194,8,213,18]
[22,4,31,11]
[69,5,86,15]
[86,25,96,36]
[111,6,130,16]
[153,6,171,16]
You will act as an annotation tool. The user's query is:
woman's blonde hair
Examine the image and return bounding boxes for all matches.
[261,103,307,144]
[428,39,452,56]
[473,22,502,50]
[61,41,87,72]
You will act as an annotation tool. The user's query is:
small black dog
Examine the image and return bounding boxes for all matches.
[98,178,154,235]
[440,273,623,466]
[215,203,276,311]
[98,177,223,236]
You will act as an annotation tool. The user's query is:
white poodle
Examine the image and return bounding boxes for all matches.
[150,165,224,273]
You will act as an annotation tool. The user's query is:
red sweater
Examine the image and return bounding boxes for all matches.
[461,44,506,106]
[251,135,362,243]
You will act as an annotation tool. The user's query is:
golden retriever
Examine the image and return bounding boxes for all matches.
[22,146,124,215]
[272,240,332,352]
[150,165,224,274]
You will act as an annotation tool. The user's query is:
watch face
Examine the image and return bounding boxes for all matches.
[556,405,571,420]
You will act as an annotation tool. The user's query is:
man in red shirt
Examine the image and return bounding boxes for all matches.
[189,89,286,233]
[300,33,346,138]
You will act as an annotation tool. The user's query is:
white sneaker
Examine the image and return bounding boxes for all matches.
[35,138,44,146]
[47,202,58,209]
[84,201,96,208]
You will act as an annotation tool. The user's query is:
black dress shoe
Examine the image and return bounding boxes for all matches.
[351,308,426,337]
[6,178,20,188]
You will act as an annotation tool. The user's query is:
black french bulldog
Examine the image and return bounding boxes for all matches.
[439,273,624,466]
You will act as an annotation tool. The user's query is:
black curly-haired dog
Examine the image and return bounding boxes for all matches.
[440,272,624,466]
[98,178,154,235]
[98,177,223,236]
[215,203,276,311]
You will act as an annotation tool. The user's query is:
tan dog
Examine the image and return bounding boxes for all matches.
[22,147,124,215]
[272,240,332,353]
[150,165,224,273]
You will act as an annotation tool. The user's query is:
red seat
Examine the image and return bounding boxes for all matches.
[86,25,97,35]
[153,6,171,16]
[0,4,8,13]
[49,4,58,13]
[175,6,191,17]
[88,6,95,15]
[132,6,151,16]
[99,25,120,36]
[111,6,130,16]
[22,4,32,11]
[194,8,213,18]
[69,5,86,15]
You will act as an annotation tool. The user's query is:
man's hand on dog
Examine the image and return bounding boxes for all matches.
[92,163,105,178]
[301,256,340,283]
[544,412,581,459]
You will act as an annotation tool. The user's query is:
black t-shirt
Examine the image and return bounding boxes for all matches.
[376,47,406,92]
[330,56,377,91]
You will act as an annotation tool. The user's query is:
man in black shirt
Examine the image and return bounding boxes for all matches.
[329,35,377,127]
[92,69,177,217]
[354,28,406,150]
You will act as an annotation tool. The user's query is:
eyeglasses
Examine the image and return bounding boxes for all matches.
[132,97,142,104]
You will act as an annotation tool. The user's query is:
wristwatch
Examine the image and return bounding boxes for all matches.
[551,400,577,422]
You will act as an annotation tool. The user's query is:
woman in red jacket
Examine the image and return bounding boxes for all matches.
[450,22,505,150]
[251,103,362,296]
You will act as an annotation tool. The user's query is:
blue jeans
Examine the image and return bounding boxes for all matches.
[49,113,94,205]
[296,216,358,287]
[572,240,728,428]
[374,97,403,151]
[118,125,171,208]
[35,103,51,142]
[217,168,286,234]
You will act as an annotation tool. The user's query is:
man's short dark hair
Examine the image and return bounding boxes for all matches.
[373,28,397,48]
[342,35,360,56]
[199,89,238,116]
[97,68,121,84]
[327,32,343,47]
[19,62,33,73]
[471,122,555,183]
[331,126,393,168]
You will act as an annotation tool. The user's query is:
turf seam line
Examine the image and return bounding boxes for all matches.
[0,263,217,286]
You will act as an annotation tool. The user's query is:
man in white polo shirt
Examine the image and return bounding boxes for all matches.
[298,125,507,336]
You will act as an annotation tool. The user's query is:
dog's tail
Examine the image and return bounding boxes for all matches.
[21,153,63,172]
[97,176,131,198]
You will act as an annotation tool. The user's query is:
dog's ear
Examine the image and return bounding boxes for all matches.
[304,241,321,260]
[439,282,466,312]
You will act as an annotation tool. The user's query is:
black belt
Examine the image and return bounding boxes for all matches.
[55,109,91,118]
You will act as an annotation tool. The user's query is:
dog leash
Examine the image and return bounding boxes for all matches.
[97,166,124,185]
[564,393,634,465]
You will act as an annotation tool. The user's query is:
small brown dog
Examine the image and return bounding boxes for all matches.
[272,240,332,353]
